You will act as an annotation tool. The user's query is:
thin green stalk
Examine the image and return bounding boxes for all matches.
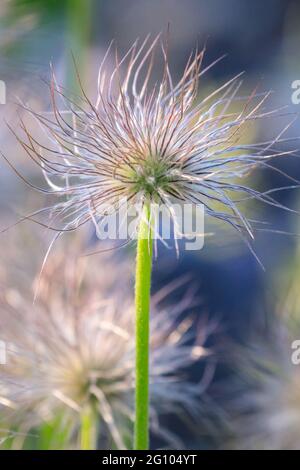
[80,405,97,450]
[134,201,153,450]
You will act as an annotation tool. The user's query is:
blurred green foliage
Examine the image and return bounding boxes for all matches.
[9,0,67,22]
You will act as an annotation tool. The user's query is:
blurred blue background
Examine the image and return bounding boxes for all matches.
[1,0,300,449]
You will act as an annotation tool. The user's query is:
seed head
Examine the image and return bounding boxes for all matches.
[225,320,300,450]
[6,36,296,256]
[0,240,216,449]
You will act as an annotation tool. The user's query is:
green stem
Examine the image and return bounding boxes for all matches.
[80,405,97,450]
[134,201,153,450]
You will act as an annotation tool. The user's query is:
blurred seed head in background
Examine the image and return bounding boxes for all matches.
[0,234,218,449]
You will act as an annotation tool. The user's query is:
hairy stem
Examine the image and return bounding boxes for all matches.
[80,405,97,450]
[134,201,153,450]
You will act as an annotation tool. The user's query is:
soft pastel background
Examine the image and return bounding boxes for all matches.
[1,0,300,449]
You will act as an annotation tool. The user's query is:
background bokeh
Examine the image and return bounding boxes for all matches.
[1,0,300,450]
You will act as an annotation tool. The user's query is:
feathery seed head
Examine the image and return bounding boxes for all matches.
[0,241,216,449]
[8,35,296,254]
[225,321,300,450]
